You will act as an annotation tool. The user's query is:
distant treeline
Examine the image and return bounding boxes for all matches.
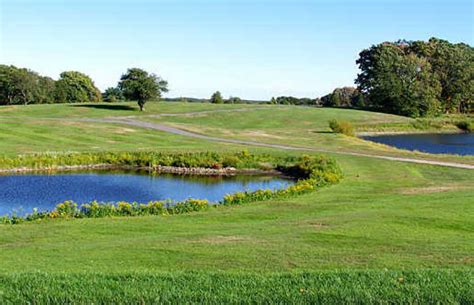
[162,96,268,104]
[1,37,472,117]
[269,87,365,108]
[269,38,473,117]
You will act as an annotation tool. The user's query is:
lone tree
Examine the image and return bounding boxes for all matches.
[118,68,168,111]
[210,91,223,104]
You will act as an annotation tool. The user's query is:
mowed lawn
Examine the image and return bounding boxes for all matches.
[1,155,473,272]
[0,102,473,303]
[144,104,474,165]
[0,102,265,155]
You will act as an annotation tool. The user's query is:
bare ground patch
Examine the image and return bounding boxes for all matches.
[114,127,137,134]
[187,235,262,245]
[0,106,16,113]
[243,130,284,139]
[398,184,472,195]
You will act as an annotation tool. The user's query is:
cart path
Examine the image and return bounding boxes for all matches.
[80,117,474,170]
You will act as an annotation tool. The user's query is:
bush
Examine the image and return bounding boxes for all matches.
[328,119,355,136]
[455,120,473,132]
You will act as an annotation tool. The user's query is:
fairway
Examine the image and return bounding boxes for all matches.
[2,0,473,302]
[0,103,473,303]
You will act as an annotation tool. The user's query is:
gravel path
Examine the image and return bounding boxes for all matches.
[82,117,474,170]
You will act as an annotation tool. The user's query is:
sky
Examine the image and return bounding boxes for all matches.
[1,0,473,100]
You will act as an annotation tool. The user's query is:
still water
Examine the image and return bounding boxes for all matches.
[363,133,474,156]
[0,170,293,215]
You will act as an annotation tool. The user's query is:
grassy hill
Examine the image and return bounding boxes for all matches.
[0,102,472,303]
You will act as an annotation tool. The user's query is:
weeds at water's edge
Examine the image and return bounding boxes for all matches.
[0,151,342,224]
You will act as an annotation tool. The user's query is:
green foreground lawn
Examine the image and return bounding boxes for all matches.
[0,102,473,303]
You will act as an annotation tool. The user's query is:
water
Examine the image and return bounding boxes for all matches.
[0,170,293,216]
[363,133,474,156]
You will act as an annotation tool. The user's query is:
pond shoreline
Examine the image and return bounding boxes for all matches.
[360,132,474,156]
[356,130,464,136]
[0,164,285,177]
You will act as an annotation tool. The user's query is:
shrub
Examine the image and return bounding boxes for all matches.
[455,120,473,132]
[328,119,355,136]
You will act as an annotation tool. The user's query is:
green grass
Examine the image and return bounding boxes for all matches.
[1,270,471,304]
[145,104,474,164]
[0,119,237,156]
[1,155,472,273]
[0,101,260,119]
[0,102,473,303]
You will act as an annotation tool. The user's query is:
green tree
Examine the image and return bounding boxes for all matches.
[320,87,363,108]
[210,91,223,104]
[227,96,241,104]
[408,38,473,113]
[54,71,101,103]
[356,43,441,117]
[0,65,19,105]
[102,87,123,103]
[118,68,168,111]
[0,65,39,105]
[36,76,56,104]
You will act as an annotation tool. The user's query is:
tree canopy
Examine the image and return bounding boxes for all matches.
[54,71,101,103]
[0,65,55,105]
[102,87,124,103]
[118,68,168,111]
[0,65,101,105]
[356,38,473,117]
[319,87,365,108]
[210,91,223,104]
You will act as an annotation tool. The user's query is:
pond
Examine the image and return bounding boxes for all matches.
[0,170,293,216]
[363,133,474,156]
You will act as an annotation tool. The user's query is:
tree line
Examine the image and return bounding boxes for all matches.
[356,37,473,117]
[0,66,101,105]
[266,38,473,117]
[0,66,168,111]
[1,37,472,116]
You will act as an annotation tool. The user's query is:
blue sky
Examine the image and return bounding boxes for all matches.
[1,0,473,99]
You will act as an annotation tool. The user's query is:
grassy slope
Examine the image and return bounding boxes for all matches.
[145,105,474,164]
[0,102,258,118]
[0,102,473,303]
[1,155,473,273]
[0,103,261,156]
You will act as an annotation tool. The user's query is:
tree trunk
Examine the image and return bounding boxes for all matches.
[138,101,145,111]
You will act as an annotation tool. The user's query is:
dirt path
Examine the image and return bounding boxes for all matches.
[81,117,474,170]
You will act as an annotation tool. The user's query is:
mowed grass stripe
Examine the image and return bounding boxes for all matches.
[0,270,471,304]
